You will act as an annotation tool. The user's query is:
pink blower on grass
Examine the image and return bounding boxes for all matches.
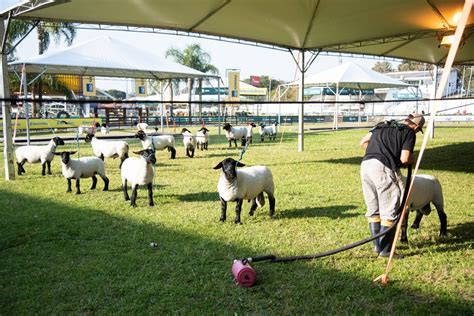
[232,260,256,287]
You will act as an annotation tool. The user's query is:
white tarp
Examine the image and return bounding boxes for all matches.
[9,36,213,80]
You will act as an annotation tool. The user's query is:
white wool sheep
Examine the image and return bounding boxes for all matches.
[246,123,257,144]
[85,133,129,168]
[400,174,447,243]
[196,127,209,150]
[222,123,251,147]
[55,151,109,194]
[121,149,156,207]
[214,157,275,224]
[135,130,176,159]
[137,122,149,133]
[181,128,197,158]
[259,122,278,142]
[78,125,95,135]
[100,123,110,135]
[15,136,65,176]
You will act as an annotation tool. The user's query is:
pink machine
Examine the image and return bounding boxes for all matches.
[231,255,276,287]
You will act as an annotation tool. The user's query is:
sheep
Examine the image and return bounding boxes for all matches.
[54,151,109,194]
[222,123,248,147]
[135,130,176,159]
[181,128,197,158]
[121,149,156,207]
[78,125,95,135]
[213,157,275,224]
[15,136,65,176]
[85,133,129,168]
[196,127,209,150]
[400,174,447,243]
[100,123,110,135]
[137,122,149,133]
[246,123,257,144]
[259,122,279,142]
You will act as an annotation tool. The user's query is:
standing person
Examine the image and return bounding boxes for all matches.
[359,113,425,258]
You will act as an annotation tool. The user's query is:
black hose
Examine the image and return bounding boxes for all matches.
[241,165,413,264]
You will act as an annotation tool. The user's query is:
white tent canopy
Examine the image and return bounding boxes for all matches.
[9,36,213,80]
[295,62,411,89]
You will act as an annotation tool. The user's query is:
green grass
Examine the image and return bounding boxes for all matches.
[1,125,473,314]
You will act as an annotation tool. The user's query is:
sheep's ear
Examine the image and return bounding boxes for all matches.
[236,161,245,167]
[213,162,223,170]
[54,152,62,156]
[133,150,144,155]
[70,151,77,155]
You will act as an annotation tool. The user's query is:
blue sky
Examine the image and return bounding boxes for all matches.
[13,27,397,91]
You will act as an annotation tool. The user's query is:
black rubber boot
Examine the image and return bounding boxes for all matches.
[378,224,396,258]
[369,221,381,253]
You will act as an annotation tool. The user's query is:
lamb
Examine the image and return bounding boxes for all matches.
[259,122,279,142]
[196,127,209,150]
[400,174,447,243]
[15,136,65,176]
[54,151,109,194]
[135,130,176,159]
[100,123,110,135]
[181,128,197,158]
[214,157,275,224]
[222,123,248,147]
[85,133,129,168]
[137,122,149,133]
[121,149,157,207]
[246,122,257,144]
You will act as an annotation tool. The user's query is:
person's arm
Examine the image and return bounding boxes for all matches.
[359,132,372,149]
[400,149,413,166]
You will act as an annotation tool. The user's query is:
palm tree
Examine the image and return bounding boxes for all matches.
[165,44,219,121]
[7,20,76,117]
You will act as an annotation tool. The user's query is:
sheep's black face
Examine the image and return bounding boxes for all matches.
[95,122,101,127]
[84,133,94,143]
[135,130,146,140]
[134,149,156,165]
[223,123,232,132]
[213,158,245,182]
[102,123,108,127]
[181,128,191,134]
[53,137,65,146]
[55,151,76,164]
[259,123,266,128]
[249,123,256,127]
[198,127,209,134]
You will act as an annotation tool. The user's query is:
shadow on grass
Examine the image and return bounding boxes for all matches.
[320,142,474,173]
[278,205,358,219]
[0,188,470,314]
[175,191,219,202]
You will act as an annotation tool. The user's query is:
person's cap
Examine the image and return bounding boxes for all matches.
[407,113,425,133]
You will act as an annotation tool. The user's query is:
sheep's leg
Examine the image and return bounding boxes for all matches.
[190,148,195,158]
[411,210,423,229]
[437,208,448,237]
[228,140,232,147]
[119,155,128,169]
[400,211,409,243]
[261,135,264,142]
[234,198,243,224]
[169,147,176,159]
[46,161,52,175]
[186,148,190,158]
[147,183,154,207]
[219,197,227,222]
[41,162,47,176]
[102,176,109,191]
[91,175,98,190]
[130,184,139,207]
[122,180,130,201]
[233,139,237,147]
[205,142,208,150]
[249,198,258,216]
[268,193,275,217]
[99,153,105,161]
[75,178,81,195]
[17,162,24,175]
[66,178,72,193]
[241,138,246,147]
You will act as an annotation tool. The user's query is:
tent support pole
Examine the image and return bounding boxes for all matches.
[298,50,305,152]
[217,77,221,136]
[160,80,164,132]
[1,17,15,180]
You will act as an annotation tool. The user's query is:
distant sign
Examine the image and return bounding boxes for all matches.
[82,76,96,96]
[0,118,102,130]
[135,79,148,97]
[227,70,240,102]
[250,75,261,87]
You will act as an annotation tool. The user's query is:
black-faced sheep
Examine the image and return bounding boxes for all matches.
[222,123,248,147]
[85,133,129,168]
[401,174,447,243]
[259,122,278,142]
[181,128,197,158]
[55,151,109,194]
[121,149,157,207]
[15,136,65,176]
[196,127,209,150]
[135,130,176,159]
[214,157,275,224]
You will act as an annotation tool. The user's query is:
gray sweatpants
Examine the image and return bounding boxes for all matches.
[361,159,403,221]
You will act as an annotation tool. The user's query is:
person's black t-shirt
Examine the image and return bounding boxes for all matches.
[362,124,416,171]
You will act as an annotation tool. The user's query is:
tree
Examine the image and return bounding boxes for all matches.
[397,59,433,72]
[7,20,76,117]
[165,44,218,120]
[105,89,127,100]
[372,61,393,73]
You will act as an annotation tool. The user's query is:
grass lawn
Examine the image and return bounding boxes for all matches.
[1,124,473,314]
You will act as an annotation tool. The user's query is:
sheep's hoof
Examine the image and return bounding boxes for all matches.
[400,237,408,244]
[131,203,137,208]
[249,211,254,216]
[125,197,130,201]
[234,219,242,224]
[411,224,420,229]
[149,203,154,207]
[75,191,81,195]
[219,217,226,222]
